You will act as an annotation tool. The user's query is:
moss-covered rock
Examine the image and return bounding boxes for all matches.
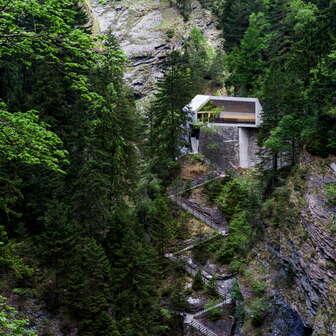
[89,0,223,98]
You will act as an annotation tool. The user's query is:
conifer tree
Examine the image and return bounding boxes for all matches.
[225,12,270,96]
[106,207,161,336]
[60,238,115,335]
[147,51,194,179]
[220,0,263,51]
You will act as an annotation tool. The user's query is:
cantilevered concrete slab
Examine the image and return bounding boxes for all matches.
[185,95,263,169]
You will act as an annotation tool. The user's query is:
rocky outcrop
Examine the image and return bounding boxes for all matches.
[89,0,223,98]
[263,154,336,335]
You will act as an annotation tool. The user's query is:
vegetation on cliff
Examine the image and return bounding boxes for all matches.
[0,0,335,335]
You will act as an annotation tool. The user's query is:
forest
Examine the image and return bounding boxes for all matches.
[0,0,335,335]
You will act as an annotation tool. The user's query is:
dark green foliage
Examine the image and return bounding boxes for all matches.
[60,238,114,334]
[146,51,194,180]
[220,0,336,165]
[204,299,222,321]
[231,280,243,301]
[217,211,251,264]
[325,183,336,207]
[0,1,162,335]
[204,177,229,202]
[170,278,188,311]
[183,28,215,91]
[214,0,263,51]
[205,275,218,297]
[251,279,267,296]
[192,269,204,291]
[248,297,269,326]
[192,242,210,265]
[225,12,270,96]
[176,0,192,20]
[215,177,261,269]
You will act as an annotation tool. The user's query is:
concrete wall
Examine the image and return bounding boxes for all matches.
[247,128,258,167]
[239,128,249,168]
[239,127,259,168]
[197,126,259,170]
[199,126,239,170]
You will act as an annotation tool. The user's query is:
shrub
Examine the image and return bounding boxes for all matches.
[204,299,222,321]
[325,183,336,207]
[217,210,251,263]
[251,279,267,296]
[205,275,218,298]
[166,29,175,39]
[229,258,246,273]
[192,270,204,291]
[248,298,269,326]
[231,280,243,301]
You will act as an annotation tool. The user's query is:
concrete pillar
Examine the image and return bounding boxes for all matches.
[239,128,249,168]
[191,137,199,154]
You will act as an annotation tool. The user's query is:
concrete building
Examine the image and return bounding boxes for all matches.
[185,95,262,169]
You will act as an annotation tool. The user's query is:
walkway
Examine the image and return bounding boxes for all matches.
[169,195,227,235]
[166,170,234,336]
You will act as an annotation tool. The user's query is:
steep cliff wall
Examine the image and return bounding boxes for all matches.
[89,0,223,98]
[259,153,336,335]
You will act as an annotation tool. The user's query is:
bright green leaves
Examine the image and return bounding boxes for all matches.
[287,0,317,32]
[0,102,68,173]
[0,296,36,336]
[0,0,95,69]
[225,12,270,96]
[264,114,303,153]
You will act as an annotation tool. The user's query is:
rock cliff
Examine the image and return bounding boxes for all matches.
[259,153,336,335]
[89,0,222,98]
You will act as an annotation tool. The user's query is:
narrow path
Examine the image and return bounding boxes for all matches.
[170,171,227,197]
[166,171,234,336]
[169,195,227,235]
[172,232,220,256]
[165,253,234,298]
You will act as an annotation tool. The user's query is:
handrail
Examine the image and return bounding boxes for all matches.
[169,195,227,235]
[187,319,217,336]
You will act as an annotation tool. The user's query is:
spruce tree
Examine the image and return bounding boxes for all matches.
[147,51,193,180]
[220,0,263,51]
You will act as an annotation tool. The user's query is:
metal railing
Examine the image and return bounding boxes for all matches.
[169,195,227,235]
[187,319,218,336]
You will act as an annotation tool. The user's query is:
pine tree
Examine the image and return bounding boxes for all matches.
[106,207,162,336]
[147,51,193,180]
[225,12,270,96]
[60,238,115,335]
[183,28,213,91]
[220,0,263,51]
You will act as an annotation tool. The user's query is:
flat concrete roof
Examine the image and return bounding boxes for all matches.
[210,96,260,103]
[186,95,261,113]
[188,95,210,112]
[209,123,258,128]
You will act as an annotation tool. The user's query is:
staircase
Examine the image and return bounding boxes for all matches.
[187,319,218,336]
[169,195,227,235]
[167,170,234,336]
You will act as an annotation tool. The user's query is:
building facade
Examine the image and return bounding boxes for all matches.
[185,95,262,169]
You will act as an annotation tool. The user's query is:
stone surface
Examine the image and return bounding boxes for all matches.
[264,154,336,335]
[247,127,258,166]
[199,126,240,170]
[89,0,223,98]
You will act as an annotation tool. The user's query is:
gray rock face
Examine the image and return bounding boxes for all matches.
[89,0,223,98]
[265,154,336,335]
[199,126,240,170]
